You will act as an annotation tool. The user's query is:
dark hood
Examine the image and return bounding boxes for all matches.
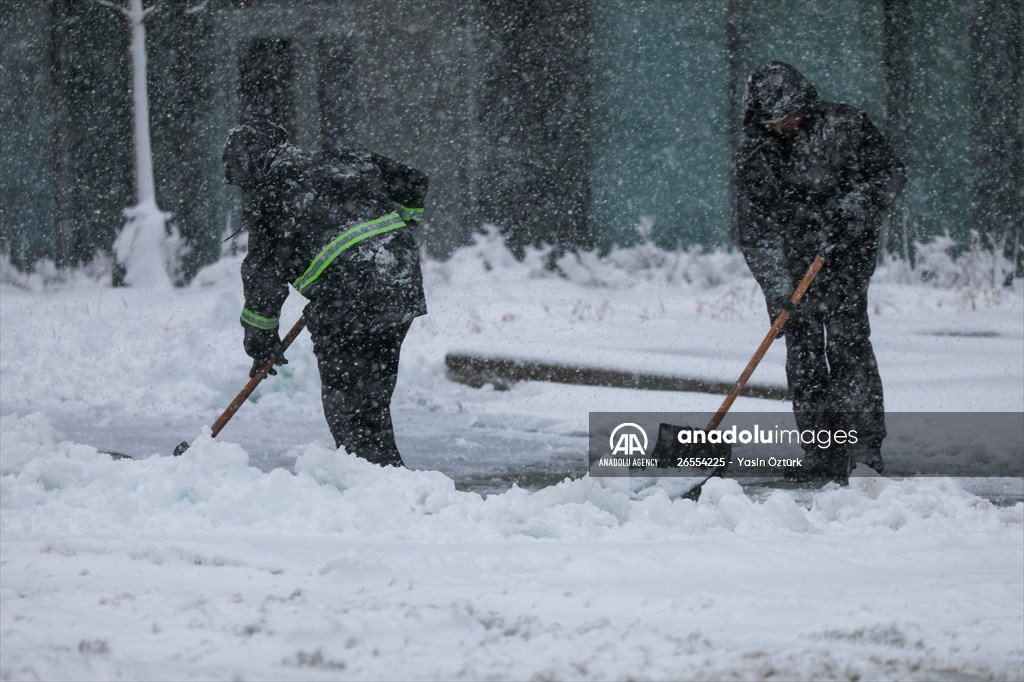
[742,61,818,135]
[223,120,289,189]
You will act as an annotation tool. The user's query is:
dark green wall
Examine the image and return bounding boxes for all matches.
[591,0,731,251]
[893,0,974,249]
[2,0,1020,274]
[588,0,1021,262]
[590,0,888,251]
[738,0,886,123]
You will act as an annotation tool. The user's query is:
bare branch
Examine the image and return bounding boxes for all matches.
[184,0,210,15]
[90,0,130,17]
[142,0,162,21]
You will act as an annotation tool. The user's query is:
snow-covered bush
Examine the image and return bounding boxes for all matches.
[875,231,1020,293]
[438,221,1020,297]
[434,220,751,291]
[4,219,1018,297]
[0,250,114,292]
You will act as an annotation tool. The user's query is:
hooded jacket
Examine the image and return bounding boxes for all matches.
[735,62,906,307]
[228,133,428,333]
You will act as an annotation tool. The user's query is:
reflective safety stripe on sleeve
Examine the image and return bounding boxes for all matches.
[394,203,424,223]
[292,211,407,295]
[240,308,280,330]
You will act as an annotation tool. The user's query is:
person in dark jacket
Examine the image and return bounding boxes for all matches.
[735,62,906,479]
[222,120,428,467]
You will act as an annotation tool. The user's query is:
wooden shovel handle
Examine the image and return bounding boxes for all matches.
[706,255,825,431]
[211,315,307,438]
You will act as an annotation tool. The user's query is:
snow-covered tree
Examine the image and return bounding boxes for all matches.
[92,0,177,288]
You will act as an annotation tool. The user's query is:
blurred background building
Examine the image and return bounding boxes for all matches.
[1,0,1021,279]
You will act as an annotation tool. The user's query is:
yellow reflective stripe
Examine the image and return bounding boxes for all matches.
[240,308,279,330]
[292,212,407,294]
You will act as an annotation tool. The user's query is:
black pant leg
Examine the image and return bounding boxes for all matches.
[311,316,412,467]
[354,321,409,466]
[784,311,853,478]
[823,286,886,449]
[784,310,830,440]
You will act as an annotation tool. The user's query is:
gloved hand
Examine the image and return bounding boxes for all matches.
[243,326,288,378]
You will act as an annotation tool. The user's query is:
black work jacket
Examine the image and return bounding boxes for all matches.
[735,63,905,305]
[240,146,428,331]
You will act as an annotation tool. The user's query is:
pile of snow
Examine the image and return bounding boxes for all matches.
[2,412,1022,680]
[5,413,1019,540]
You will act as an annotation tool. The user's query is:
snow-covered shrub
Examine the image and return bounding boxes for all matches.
[439,222,1019,300]
[875,231,1020,292]
[557,217,752,289]
[0,250,114,292]
[433,219,751,292]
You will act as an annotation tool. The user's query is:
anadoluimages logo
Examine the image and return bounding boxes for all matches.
[609,423,648,456]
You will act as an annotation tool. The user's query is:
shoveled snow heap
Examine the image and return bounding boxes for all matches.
[2,412,1022,681]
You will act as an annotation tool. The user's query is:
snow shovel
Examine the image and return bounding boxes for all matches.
[651,255,826,500]
[172,315,307,457]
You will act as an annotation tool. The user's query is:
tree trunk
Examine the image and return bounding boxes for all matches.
[110,0,174,288]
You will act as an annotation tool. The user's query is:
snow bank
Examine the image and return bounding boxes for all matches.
[4,413,1019,543]
[3,412,1022,681]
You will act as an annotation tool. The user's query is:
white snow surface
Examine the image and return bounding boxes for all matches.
[2,231,1023,681]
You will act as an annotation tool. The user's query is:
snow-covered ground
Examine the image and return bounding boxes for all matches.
[2,232,1022,680]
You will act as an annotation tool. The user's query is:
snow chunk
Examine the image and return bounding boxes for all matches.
[0,412,106,476]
